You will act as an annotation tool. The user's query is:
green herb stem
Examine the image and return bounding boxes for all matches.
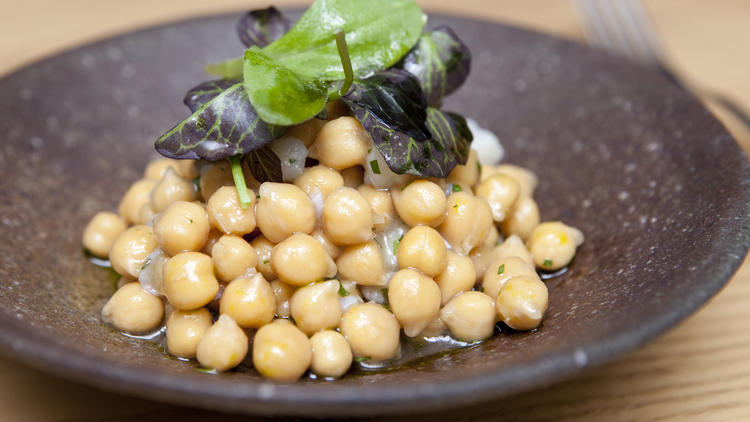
[335,31,354,98]
[230,155,253,210]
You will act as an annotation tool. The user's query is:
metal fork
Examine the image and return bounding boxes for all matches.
[571,0,750,129]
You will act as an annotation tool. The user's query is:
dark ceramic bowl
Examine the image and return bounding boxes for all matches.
[0,11,748,417]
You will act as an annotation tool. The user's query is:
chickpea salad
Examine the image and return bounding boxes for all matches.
[82,0,583,382]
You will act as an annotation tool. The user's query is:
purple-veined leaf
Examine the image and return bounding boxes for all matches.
[183,79,238,113]
[242,145,283,183]
[237,7,291,48]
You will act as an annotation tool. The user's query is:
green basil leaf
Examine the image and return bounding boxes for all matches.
[155,82,287,161]
[237,7,291,48]
[242,47,329,125]
[243,145,283,183]
[183,79,238,113]
[205,57,244,80]
[396,26,471,106]
[263,0,425,81]
[342,69,429,141]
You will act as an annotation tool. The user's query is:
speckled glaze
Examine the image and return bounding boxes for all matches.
[0,12,748,417]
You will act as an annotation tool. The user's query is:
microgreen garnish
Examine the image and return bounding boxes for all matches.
[354,356,371,362]
[543,259,553,267]
[370,160,381,174]
[263,259,269,264]
[452,184,462,192]
[497,264,505,275]
[338,280,350,297]
[334,31,354,98]
[230,155,253,209]
[393,235,403,253]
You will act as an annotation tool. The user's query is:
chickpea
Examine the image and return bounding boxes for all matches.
[144,159,177,181]
[439,192,493,255]
[207,186,256,235]
[419,316,448,337]
[310,330,353,379]
[196,314,249,372]
[388,269,441,337]
[293,165,344,198]
[137,203,156,225]
[255,182,315,243]
[118,179,157,225]
[447,149,480,187]
[83,212,127,258]
[290,279,342,335]
[153,201,210,257]
[252,319,312,382]
[220,273,275,328]
[151,168,197,213]
[163,252,219,310]
[501,197,540,241]
[174,159,199,180]
[199,160,233,201]
[484,225,500,248]
[311,229,341,260]
[271,233,336,286]
[493,234,534,269]
[341,303,400,361]
[497,164,538,199]
[475,173,520,222]
[340,165,364,188]
[251,235,276,280]
[357,185,395,231]
[527,221,584,271]
[101,282,164,334]
[435,251,476,305]
[165,308,211,358]
[109,225,158,278]
[309,116,370,170]
[322,187,373,245]
[211,235,257,282]
[201,228,223,255]
[496,275,548,331]
[397,226,447,277]
[336,240,386,287]
[270,279,294,318]
[391,180,446,227]
[440,291,496,341]
[286,117,325,148]
[482,256,538,299]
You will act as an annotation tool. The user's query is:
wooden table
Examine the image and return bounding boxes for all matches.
[1,1,748,421]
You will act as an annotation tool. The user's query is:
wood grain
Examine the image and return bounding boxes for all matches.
[1,1,748,421]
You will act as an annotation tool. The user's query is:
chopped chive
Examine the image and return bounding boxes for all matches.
[188,218,193,223]
[229,155,252,209]
[381,287,388,297]
[479,287,485,292]
[256,195,261,199]
[452,184,462,192]
[141,258,151,271]
[382,303,392,312]
[289,158,296,164]
[263,259,269,264]
[543,259,553,267]
[192,176,201,192]
[497,264,505,275]
[369,159,381,174]
[401,180,414,190]
[354,356,371,362]
[196,367,217,374]
[476,161,482,173]
[338,280,350,297]
[392,235,403,253]
[453,204,458,209]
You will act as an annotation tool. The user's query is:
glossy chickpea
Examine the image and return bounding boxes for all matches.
[199,161,233,201]
[163,252,219,310]
[501,197,540,241]
[310,116,370,170]
[497,164,538,199]
[144,159,177,181]
[101,282,164,334]
[388,269,441,337]
[493,234,534,269]
[255,182,315,243]
[340,166,364,188]
[439,192,494,255]
[527,221,584,271]
[151,168,197,213]
[252,319,312,382]
[391,180,446,227]
[83,212,127,258]
[322,187,373,245]
[341,303,400,361]
[482,256,538,299]
[310,330,352,379]
[496,275,548,331]
[270,279,294,318]
[475,173,520,222]
[293,165,344,198]
[290,279,342,335]
[397,226,447,277]
[418,316,448,337]
[207,186,256,235]
[440,291,496,341]
[153,201,210,257]
[137,203,156,225]
[251,235,276,280]
[212,235,257,282]
[336,240,386,287]
[196,314,248,372]
[447,149,480,186]
[220,273,275,328]
[271,233,336,286]
[109,225,158,278]
[311,229,341,260]
[201,228,223,255]
[174,159,199,180]
[165,308,212,358]
[357,185,395,231]
[435,251,476,305]
[286,117,325,147]
[118,179,157,225]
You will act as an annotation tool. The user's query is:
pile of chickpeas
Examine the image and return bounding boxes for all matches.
[83,111,584,382]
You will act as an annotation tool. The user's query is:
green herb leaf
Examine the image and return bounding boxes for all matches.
[155,82,287,161]
[543,259,553,267]
[242,47,328,125]
[205,58,244,80]
[396,26,471,106]
[354,356,371,362]
[242,146,283,183]
[263,0,425,81]
[452,184,462,192]
[338,280,350,297]
[497,264,505,275]
[370,160,381,174]
[237,7,291,48]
